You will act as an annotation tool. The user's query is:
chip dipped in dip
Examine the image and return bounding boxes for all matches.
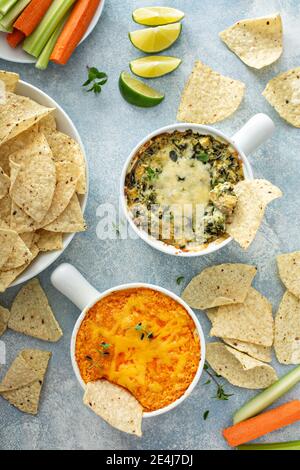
[75,287,201,412]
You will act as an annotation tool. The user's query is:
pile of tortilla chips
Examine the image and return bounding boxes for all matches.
[0,349,51,414]
[183,263,278,389]
[0,71,86,292]
[0,278,63,342]
[275,251,300,364]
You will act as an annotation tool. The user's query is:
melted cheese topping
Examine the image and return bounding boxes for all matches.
[75,288,200,412]
[155,157,210,207]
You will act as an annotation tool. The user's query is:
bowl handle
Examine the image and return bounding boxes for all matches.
[232,113,275,156]
[51,263,100,312]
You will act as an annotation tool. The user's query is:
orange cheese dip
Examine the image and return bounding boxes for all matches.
[75,288,201,412]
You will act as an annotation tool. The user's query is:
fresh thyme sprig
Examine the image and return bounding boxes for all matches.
[203,362,233,401]
[83,66,108,94]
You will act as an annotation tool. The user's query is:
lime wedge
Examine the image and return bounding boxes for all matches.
[119,72,164,107]
[132,7,184,26]
[130,56,181,78]
[129,23,182,53]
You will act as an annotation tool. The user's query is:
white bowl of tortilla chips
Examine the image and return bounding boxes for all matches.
[0,71,88,292]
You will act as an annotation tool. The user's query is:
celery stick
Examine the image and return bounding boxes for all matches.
[23,0,76,58]
[234,365,300,424]
[35,14,67,70]
[238,441,300,451]
[0,0,31,30]
[0,22,12,32]
[0,0,18,16]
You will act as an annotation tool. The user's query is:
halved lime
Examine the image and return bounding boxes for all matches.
[130,56,181,78]
[119,72,164,107]
[132,7,184,26]
[129,23,182,53]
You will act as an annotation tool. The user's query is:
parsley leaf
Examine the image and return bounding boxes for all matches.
[203,410,209,420]
[83,66,108,95]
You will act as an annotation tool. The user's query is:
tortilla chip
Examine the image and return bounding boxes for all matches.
[39,162,79,227]
[0,125,38,176]
[0,243,39,293]
[8,278,62,341]
[263,68,300,127]
[44,130,86,194]
[223,339,272,363]
[227,179,282,249]
[10,202,37,233]
[0,92,53,145]
[220,13,282,69]
[210,287,274,347]
[0,80,6,105]
[177,60,245,124]
[0,353,38,392]
[0,305,10,337]
[36,230,63,252]
[0,220,32,271]
[10,133,56,223]
[0,167,10,200]
[38,114,57,132]
[0,349,51,414]
[0,194,11,224]
[182,263,256,310]
[0,228,18,269]
[274,291,300,364]
[206,342,277,389]
[43,194,85,233]
[0,71,19,92]
[277,251,300,299]
[83,380,143,436]
[20,232,35,249]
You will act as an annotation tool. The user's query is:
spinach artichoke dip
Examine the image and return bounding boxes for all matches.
[125,131,244,250]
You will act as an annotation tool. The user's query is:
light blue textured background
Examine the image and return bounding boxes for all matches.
[0,0,300,450]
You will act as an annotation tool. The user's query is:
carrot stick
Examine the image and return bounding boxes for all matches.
[14,0,53,36]
[50,0,101,65]
[6,28,25,47]
[223,400,300,447]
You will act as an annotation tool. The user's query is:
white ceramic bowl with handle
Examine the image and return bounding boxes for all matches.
[10,80,88,287]
[0,0,106,63]
[120,113,275,257]
[51,262,206,418]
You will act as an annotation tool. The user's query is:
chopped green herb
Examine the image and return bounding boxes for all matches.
[83,66,108,95]
[146,167,159,180]
[101,342,110,350]
[135,322,143,331]
[203,410,209,420]
[134,322,153,340]
[204,379,211,385]
[196,152,209,163]
[176,276,185,285]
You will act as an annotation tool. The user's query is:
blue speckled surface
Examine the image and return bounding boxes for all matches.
[0,0,300,450]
